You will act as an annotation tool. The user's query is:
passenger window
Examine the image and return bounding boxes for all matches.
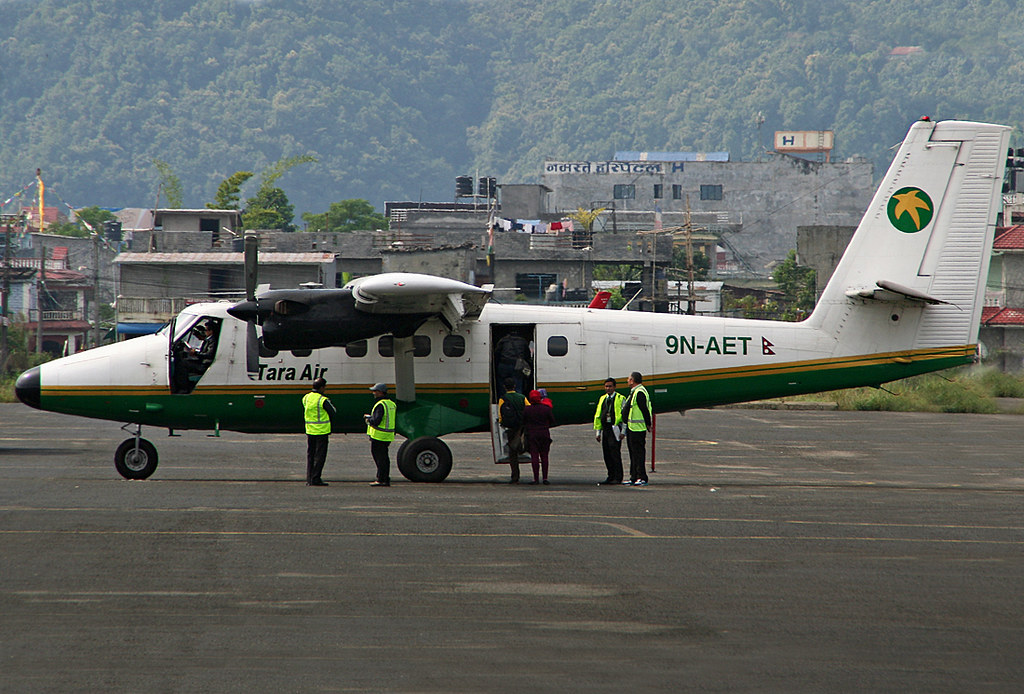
[346,340,367,358]
[443,334,466,357]
[377,336,429,357]
[547,335,569,357]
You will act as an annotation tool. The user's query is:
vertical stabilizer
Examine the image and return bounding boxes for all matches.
[809,119,1009,353]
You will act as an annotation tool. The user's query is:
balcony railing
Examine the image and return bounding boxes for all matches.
[117,297,190,316]
[41,310,82,321]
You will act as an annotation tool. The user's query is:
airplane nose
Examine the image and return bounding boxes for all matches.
[15,366,40,409]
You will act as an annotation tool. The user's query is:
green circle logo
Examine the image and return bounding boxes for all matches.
[887,187,933,233]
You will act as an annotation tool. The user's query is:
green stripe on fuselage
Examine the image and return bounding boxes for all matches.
[38,349,970,436]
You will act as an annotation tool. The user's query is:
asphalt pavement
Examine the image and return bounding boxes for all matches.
[1,404,1022,693]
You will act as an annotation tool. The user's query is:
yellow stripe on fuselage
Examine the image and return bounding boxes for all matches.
[39,346,972,399]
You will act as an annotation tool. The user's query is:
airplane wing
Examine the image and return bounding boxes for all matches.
[345,273,492,329]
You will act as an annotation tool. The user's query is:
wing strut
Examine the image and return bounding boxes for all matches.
[393,335,416,402]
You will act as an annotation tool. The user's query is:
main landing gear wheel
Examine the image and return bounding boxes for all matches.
[114,438,159,480]
[396,436,453,483]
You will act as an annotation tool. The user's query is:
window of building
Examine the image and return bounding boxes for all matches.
[208,267,231,293]
[346,340,367,358]
[515,273,557,300]
[700,184,723,201]
[672,184,683,200]
[653,184,663,199]
[547,335,569,357]
[613,184,635,200]
[378,336,393,357]
[443,334,466,357]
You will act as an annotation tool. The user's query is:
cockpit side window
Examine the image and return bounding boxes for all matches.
[171,317,222,394]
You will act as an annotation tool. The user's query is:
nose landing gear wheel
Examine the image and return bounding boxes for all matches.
[114,438,159,480]
[396,437,452,482]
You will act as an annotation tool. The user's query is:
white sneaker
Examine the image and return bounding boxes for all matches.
[621,480,633,485]
[633,480,648,486]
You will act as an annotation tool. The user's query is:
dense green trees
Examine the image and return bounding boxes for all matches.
[301,200,387,233]
[2,0,1023,222]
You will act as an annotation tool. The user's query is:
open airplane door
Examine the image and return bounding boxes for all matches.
[166,315,176,392]
[490,323,535,465]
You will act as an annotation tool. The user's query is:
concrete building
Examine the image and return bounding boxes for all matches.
[115,208,243,249]
[114,250,337,335]
[980,225,1024,371]
[796,225,857,300]
[2,245,93,355]
[540,152,874,273]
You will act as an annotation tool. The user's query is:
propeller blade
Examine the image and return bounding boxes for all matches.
[244,231,258,301]
[243,231,260,376]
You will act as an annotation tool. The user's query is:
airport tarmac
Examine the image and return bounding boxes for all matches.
[1,403,1022,693]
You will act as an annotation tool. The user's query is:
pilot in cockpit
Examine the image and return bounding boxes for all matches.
[172,320,219,393]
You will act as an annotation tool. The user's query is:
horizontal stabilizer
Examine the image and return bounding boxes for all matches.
[845,279,948,305]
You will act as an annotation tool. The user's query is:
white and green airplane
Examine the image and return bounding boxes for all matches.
[16,118,1010,481]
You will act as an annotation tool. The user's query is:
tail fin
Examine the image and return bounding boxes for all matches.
[809,119,1009,353]
[588,290,612,309]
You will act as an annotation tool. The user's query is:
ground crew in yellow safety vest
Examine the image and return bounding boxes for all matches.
[364,382,397,487]
[593,377,626,485]
[302,377,336,486]
[620,371,652,486]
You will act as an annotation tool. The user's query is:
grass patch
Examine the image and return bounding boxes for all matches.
[0,372,22,403]
[792,366,1024,413]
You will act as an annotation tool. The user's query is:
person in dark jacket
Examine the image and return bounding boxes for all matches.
[523,388,555,485]
[621,371,653,486]
[301,377,336,486]
[498,378,526,483]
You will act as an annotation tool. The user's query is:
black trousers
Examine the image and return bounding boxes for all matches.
[601,426,623,482]
[306,434,329,483]
[626,429,648,483]
[371,438,392,483]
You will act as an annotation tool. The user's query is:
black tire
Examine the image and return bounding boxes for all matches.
[395,439,411,467]
[114,438,159,480]
[396,437,452,483]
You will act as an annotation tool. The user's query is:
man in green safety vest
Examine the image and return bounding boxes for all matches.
[621,371,652,486]
[302,377,336,486]
[593,377,626,485]
[364,382,397,487]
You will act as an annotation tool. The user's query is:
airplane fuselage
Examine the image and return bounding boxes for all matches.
[19,297,974,439]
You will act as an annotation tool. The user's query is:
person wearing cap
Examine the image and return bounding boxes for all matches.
[364,383,397,486]
[302,377,336,486]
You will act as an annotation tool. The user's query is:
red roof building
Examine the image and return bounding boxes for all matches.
[992,224,1024,250]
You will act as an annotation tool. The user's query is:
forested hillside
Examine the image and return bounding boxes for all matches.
[2,0,1023,219]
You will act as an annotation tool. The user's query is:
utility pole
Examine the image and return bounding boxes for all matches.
[1,216,11,370]
[36,168,45,234]
[92,231,100,348]
[684,198,697,315]
[36,241,44,354]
